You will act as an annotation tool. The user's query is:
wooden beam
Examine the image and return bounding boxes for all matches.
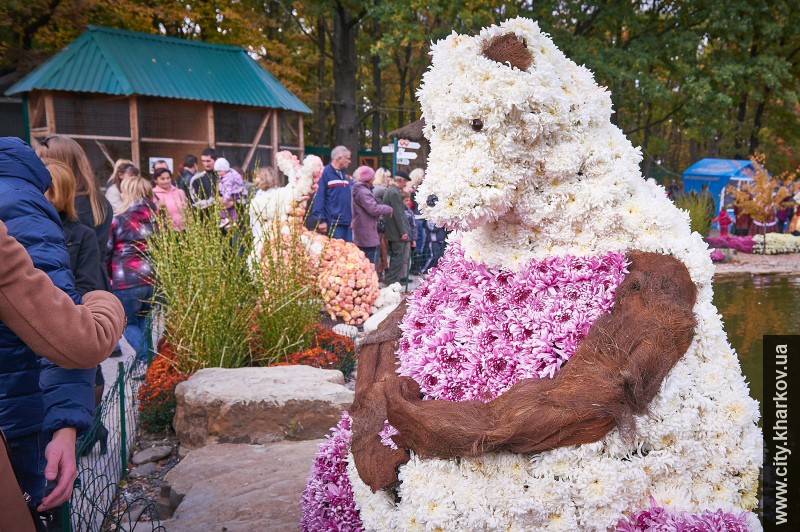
[298,114,305,159]
[243,110,272,171]
[60,133,132,142]
[29,94,45,130]
[129,96,140,167]
[140,137,208,145]
[94,140,115,166]
[207,102,215,148]
[271,110,280,168]
[44,91,56,134]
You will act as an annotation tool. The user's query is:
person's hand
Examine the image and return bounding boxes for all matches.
[317,222,328,233]
[401,233,408,241]
[223,198,234,208]
[412,241,416,249]
[38,427,78,511]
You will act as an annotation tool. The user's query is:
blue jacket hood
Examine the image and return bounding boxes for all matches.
[0,137,52,193]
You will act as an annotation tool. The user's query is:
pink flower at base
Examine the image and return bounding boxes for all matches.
[616,497,750,531]
[300,412,363,531]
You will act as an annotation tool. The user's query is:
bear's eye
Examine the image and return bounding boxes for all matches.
[471,119,484,132]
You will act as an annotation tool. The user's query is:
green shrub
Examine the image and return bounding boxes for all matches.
[674,193,715,236]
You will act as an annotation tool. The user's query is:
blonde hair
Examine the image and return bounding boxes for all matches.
[409,168,425,187]
[116,176,154,215]
[108,158,133,188]
[254,166,278,191]
[374,168,390,187]
[42,158,78,221]
[36,135,108,226]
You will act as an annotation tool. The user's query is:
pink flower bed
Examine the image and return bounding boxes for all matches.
[706,235,755,253]
[710,249,725,262]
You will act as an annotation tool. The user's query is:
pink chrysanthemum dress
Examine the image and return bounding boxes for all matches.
[301,243,630,530]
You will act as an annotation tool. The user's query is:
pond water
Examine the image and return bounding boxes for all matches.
[713,274,800,421]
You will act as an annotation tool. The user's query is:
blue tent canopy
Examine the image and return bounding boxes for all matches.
[682,158,757,213]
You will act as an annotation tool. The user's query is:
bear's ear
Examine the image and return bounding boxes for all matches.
[481,33,533,71]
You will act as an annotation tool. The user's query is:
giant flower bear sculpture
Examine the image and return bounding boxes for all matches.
[302,18,762,531]
[250,152,380,325]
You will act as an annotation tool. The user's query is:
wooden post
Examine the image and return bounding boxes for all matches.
[129,96,140,168]
[298,114,305,159]
[207,103,215,148]
[271,110,280,168]
[44,91,56,135]
[243,110,271,171]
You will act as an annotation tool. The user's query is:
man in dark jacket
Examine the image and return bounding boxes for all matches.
[178,154,198,200]
[190,147,219,210]
[0,137,95,516]
[381,172,411,285]
[310,146,353,241]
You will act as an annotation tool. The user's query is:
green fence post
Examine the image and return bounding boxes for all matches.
[118,361,128,480]
[145,316,154,364]
[61,498,73,532]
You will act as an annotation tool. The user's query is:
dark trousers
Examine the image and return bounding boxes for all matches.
[384,240,406,284]
[7,432,49,505]
[358,246,380,272]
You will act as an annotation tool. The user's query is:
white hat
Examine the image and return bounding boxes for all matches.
[214,157,231,172]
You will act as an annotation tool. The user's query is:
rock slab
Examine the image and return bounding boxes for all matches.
[131,445,173,465]
[174,366,353,449]
[160,440,323,531]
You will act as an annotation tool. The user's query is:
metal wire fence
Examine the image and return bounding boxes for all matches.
[61,320,166,532]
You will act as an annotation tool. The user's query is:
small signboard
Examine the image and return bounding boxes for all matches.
[148,157,174,174]
[381,145,395,153]
[397,150,417,160]
[397,158,410,165]
[398,139,421,150]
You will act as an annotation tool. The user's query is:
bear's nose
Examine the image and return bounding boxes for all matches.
[426,195,439,207]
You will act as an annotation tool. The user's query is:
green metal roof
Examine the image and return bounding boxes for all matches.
[7,26,311,113]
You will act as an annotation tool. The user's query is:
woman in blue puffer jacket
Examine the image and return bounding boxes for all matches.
[0,137,95,518]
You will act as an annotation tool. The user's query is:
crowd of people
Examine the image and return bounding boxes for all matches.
[0,136,445,529]
[306,145,447,286]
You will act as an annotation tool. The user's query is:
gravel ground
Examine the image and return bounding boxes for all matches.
[714,251,800,277]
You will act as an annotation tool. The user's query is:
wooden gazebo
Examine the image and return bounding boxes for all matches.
[7,26,311,179]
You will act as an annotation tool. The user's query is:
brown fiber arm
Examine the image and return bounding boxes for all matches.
[384,251,697,460]
[350,302,412,492]
[0,221,125,369]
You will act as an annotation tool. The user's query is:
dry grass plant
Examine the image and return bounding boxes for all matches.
[254,217,326,365]
[148,202,259,373]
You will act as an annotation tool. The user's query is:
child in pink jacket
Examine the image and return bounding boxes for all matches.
[152,168,189,230]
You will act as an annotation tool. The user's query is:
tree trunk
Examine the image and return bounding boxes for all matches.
[749,91,768,154]
[733,92,748,159]
[371,27,382,153]
[315,19,327,146]
[333,4,360,171]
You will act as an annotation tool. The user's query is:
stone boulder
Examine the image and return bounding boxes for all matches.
[160,440,322,530]
[174,366,353,450]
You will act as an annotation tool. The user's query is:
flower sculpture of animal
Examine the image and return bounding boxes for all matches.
[302,18,762,531]
[250,152,381,325]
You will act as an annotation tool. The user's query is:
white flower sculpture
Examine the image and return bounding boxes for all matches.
[250,151,381,325]
[303,18,762,531]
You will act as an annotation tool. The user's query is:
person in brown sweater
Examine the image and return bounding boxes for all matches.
[0,220,125,532]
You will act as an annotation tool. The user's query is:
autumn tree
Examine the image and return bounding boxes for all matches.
[727,152,800,251]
